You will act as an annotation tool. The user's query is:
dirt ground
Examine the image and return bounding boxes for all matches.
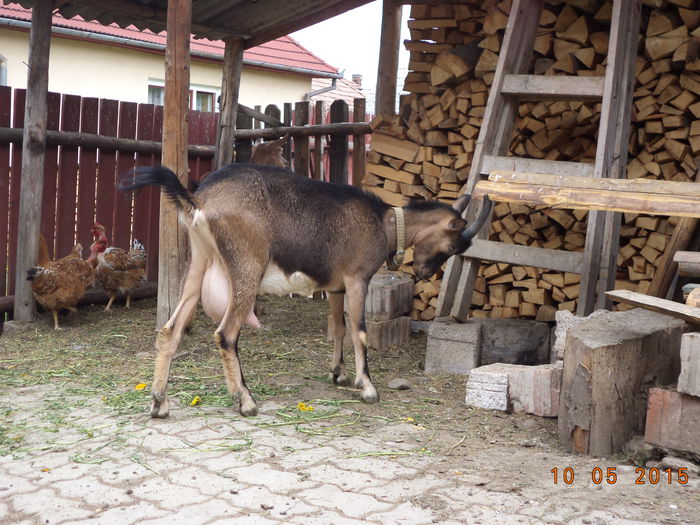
[1,295,699,524]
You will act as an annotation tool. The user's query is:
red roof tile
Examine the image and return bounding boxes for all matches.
[0,2,339,76]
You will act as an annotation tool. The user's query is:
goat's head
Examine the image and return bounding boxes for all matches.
[249,134,290,168]
[411,195,492,281]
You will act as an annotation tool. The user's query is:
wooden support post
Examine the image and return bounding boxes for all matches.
[375,0,402,116]
[13,0,52,322]
[214,37,243,170]
[329,100,349,184]
[157,0,191,328]
[352,97,366,187]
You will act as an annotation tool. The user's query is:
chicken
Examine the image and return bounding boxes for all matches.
[27,237,103,329]
[92,223,147,310]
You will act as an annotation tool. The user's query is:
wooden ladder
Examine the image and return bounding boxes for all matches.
[436,0,641,320]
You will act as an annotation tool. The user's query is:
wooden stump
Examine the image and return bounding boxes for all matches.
[558,308,684,456]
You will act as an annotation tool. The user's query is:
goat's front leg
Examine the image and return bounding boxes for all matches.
[328,292,350,386]
[150,264,203,418]
[344,278,379,403]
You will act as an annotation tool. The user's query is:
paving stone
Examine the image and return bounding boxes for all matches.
[165,466,239,496]
[287,510,371,525]
[304,464,377,491]
[208,514,279,525]
[9,488,94,522]
[331,457,418,479]
[274,445,341,470]
[366,501,437,524]
[223,463,317,493]
[297,484,392,518]
[0,473,41,496]
[358,474,449,501]
[228,485,300,514]
[52,477,134,507]
[89,501,170,524]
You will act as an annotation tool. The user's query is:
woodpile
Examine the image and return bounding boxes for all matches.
[363,0,700,321]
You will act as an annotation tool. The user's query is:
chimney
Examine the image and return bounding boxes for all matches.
[352,74,362,87]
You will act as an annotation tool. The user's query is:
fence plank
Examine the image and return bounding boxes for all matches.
[293,101,310,176]
[147,105,164,281]
[113,101,137,249]
[283,102,292,165]
[188,109,202,183]
[329,100,349,185]
[313,101,324,180]
[76,97,99,251]
[134,103,156,280]
[8,89,26,296]
[40,92,60,258]
[95,98,118,242]
[198,111,217,177]
[55,94,80,257]
[352,98,366,187]
[0,86,11,298]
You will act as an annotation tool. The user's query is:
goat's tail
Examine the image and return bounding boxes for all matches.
[119,166,197,213]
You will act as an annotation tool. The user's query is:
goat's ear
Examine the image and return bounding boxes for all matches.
[452,194,470,214]
[447,217,467,231]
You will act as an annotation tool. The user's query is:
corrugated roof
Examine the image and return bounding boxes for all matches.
[0,2,340,77]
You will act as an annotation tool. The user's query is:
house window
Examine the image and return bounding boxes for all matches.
[0,55,7,86]
[148,84,164,105]
[194,90,215,112]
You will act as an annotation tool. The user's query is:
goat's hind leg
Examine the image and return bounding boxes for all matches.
[328,292,350,386]
[150,264,203,418]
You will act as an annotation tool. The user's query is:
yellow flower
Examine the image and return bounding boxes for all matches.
[404,417,415,423]
[190,396,201,406]
[134,383,147,391]
[297,402,314,412]
[101,396,107,402]
[41,467,51,472]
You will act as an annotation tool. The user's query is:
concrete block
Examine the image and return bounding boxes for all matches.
[645,388,700,456]
[364,272,414,321]
[425,320,481,374]
[366,316,410,350]
[551,309,609,362]
[480,318,550,365]
[465,363,509,411]
[678,332,700,397]
[464,362,563,416]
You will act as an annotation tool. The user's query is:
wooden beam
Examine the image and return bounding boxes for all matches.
[239,103,283,127]
[501,74,604,101]
[214,37,243,170]
[674,251,700,278]
[481,155,594,177]
[231,121,371,139]
[606,289,700,325]
[375,0,402,115]
[13,0,53,322]
[464,239,584,273]
[157,0,191,328]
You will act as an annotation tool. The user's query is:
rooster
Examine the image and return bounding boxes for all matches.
[27,235,103,329]
[91,223,147,310]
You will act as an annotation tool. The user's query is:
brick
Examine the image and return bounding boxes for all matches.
[366,316,410,350]
[364,271,414,321]
[645,388,700,455]
[425,320,481,374]
[678,332,700,397]
[465,363,509,411]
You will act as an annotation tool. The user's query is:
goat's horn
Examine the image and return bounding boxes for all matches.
[461,195,493,242]
[452,193,471,214]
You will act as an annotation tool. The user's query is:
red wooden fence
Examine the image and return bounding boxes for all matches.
[0,87,217,299]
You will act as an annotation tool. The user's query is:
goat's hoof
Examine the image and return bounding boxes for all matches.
[239,398,258,417]
[360,385,380,404]
[332,372,351,387]
[150,396,170,418]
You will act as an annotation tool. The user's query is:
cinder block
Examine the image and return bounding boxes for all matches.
[425,320,481,374]
[366,316,410,350]
[678,332,700,397]
[645,388,700,455]
[465,363,509,411]
[480,318,550,365]
[464,362,563,416]
[364,272,414,321]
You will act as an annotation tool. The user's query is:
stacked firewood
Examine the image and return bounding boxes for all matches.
[364,0,700,321]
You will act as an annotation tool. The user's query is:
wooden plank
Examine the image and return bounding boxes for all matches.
[293,101,310,177]
[113,101,138,249]
[55,94,80,256]
[198,109,217,176]
[674,250,700,277]
[481,155,594,177]
[13,0,52,321]
[352,97,366,187]
[95,98,118,240]
[148,105,164,281]
[313,100,324,180]
[464,239,584,273]
[214,37,243,170]
[40,92,60,258]
[158,0,191,328]
[0,86,11,299]
[133,102,156,280]
[376,0,402,116]
[606,289,700,324]
[501,74,605,100]
[473,180,700,217]
[329,100,349,184]
[187,110,202,184]
[76,97,98,254]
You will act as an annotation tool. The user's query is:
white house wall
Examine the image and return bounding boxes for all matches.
[0,27,313,109]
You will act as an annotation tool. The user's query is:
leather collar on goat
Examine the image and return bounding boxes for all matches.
[387,206,405,269]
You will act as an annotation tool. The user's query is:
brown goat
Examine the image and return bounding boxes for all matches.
[122,164,491,418]
[249,135,289,168]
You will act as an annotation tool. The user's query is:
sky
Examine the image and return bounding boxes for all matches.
[290,2,411,113]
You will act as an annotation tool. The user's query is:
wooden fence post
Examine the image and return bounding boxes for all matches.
[13,0,52,322]
[352,98,366,187]
[329,100,349,185]
[293,101,310,176]
[283,102,292,168]
[214,37,243,170]
[157,0,191,328]
[313,101,325,180]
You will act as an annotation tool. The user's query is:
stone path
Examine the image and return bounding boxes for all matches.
[1,385,699,524]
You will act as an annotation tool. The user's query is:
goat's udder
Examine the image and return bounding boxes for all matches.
[201,262,261,329]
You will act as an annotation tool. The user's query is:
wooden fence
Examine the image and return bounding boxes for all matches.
[0,87,370,314]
